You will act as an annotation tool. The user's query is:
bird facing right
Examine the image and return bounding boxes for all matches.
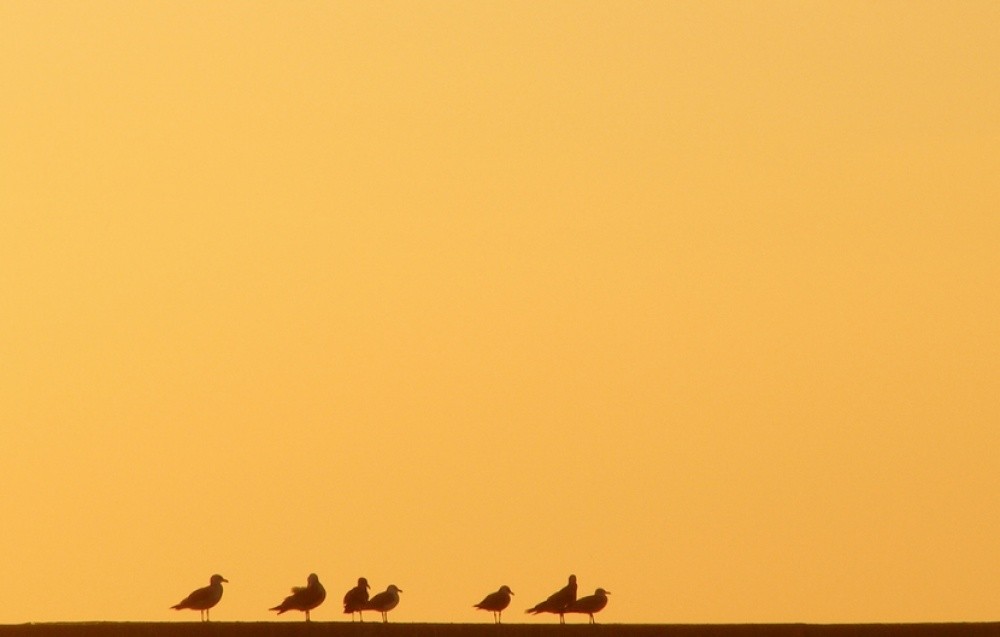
[474,585,514,624]
[565,588,610,624]
[365,584,403,623]
[171,574,228,622]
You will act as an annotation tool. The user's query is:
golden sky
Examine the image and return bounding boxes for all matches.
[1,0,998,625]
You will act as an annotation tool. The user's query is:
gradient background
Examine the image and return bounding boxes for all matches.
[2,0,998,625]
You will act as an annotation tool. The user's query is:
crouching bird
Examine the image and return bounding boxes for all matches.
[269,573,326,621]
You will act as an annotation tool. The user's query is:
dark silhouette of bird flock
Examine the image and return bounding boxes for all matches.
[172,572,610,624]
[525,574,611,625]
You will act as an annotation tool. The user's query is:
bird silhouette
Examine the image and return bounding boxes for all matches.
[474,585,514,624]
[525,574,577,624]
[269,573,326,621]
[171,574,228,622]
[565,588,610,624]
[365,584,402,623]
[343,577,370,622]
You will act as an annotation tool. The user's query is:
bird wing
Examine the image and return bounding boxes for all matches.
[344,585,369,610]
[366,589,399,611]
[476,590,508,610]
[174,584,217,609]
[475,591,497,608]
[277,592,301,610]
[364,591,387,610]
[526,599,558,614]
[567,593,607,614]
[546,583,573,605]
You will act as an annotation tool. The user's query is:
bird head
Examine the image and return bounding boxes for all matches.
[500,585,514,595]
[359,577,370,589]
[387,585,402,594]
[211,574,229,584]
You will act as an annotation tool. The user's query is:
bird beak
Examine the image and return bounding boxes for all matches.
[605,591,611,595]
[223,578,230,583]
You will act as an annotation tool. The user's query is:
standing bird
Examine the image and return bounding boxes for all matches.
[343,577,370,622]
[565,588,610,624]
[474,585,514,624]
[171,574,228,622]
[269,573,326,621]
[365,584,402,623]
[525,574,577,624]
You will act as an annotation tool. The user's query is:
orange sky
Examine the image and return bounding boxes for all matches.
[1,0,998,625]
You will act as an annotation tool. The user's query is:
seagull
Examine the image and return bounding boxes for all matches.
[343,577,370,622]
[171,574,228,622]
[565,588,610,624]
[474,585,514,624]
[365,584,402,623]
[269,573,326,621]
[526,574,577,624]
